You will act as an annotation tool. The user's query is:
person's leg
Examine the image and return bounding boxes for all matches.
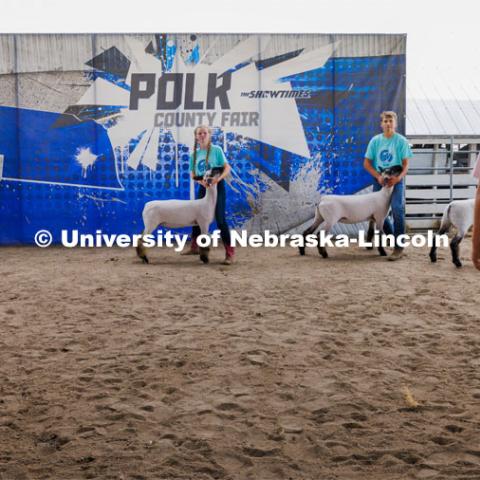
[215,180,234,263]
[182,184,206,254]
[473,183,480,270]
[388,179,406,260]
[390,179,405,248]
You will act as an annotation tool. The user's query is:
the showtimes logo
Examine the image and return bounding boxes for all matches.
[241,90,312,99]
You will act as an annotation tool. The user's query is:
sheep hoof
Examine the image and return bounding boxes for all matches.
[378,248,387,257]
[199,247,210,264]
[318,247,328,258]
[136,245,149,264]
[453,259,462,268]
[298,246,306,256]
[429,253,437,263]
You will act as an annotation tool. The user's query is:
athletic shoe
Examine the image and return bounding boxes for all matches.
[388,248,404,261]
[222,255,234,265]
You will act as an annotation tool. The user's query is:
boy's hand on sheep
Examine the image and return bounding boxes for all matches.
[385,176,401,188]
[376,174,384,186]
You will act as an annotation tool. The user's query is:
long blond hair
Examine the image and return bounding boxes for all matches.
[193,125,212,173]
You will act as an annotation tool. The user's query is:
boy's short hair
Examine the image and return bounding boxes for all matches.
[380,111,398,122]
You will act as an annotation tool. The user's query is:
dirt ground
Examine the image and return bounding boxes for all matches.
[1,242,480,480]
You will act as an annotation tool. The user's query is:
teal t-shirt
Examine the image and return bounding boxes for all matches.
[365,133,412,171]
[189,144,227,176]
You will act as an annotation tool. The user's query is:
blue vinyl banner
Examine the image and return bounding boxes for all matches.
[0,34,406,244]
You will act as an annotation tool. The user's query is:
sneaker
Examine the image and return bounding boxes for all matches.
[222,245,235,265]
[388,248,404,261]
[181,238,199,255]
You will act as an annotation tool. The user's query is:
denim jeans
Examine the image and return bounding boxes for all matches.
[372,179,405,248]
[191,180,231,246]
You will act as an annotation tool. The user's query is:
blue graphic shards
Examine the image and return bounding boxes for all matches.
[146,34,176,71]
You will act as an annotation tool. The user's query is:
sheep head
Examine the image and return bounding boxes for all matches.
[204,167,224,187]
[379,165,403,181]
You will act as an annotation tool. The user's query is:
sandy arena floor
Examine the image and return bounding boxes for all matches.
[1,243,480,480]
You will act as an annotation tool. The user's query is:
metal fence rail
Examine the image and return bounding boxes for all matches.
[406,136,478,230]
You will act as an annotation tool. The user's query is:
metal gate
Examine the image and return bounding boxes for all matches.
[406,137,478,230]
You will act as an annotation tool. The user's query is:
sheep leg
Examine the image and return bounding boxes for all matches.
[317,223,332,258]
[375,219,387,256]
[299,209,324,256]
[199,247,210,264]
[450,233,464,268]
[429,221,451,263]
[366,218,375,250]
[198,221,210,264]
[136,212,158,264]
[136,234,149,264]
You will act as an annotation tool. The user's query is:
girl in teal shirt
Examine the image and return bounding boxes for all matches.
[183,125,235,264]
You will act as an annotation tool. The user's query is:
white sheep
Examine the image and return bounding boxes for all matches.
[429,198,475,267]
[299,165,403,257]
[136,168,222,264]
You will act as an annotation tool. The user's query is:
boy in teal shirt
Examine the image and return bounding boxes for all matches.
[364,111,412,260]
